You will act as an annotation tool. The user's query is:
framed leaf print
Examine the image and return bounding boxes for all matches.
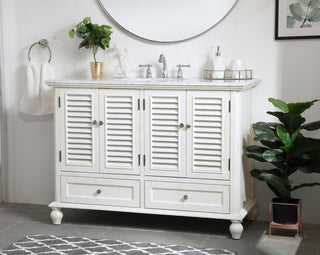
[275,0,320,39]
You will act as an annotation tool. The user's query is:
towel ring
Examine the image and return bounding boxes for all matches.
[28,39,52,63]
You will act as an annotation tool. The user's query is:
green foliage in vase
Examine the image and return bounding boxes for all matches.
[246,98,320,202]
[68,17,112,63]
[287,0,320,28]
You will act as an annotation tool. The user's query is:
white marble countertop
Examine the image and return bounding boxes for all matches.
[46,78,260,91]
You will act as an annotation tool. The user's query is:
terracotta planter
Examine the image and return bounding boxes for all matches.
[90,62,104,79]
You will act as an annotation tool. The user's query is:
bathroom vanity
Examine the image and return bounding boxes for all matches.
[47,78,260,239]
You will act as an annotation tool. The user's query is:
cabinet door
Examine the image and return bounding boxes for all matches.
[187,91,230,180]
[60,89,99,172]
[99,89,140,175]
[144,90,186,177]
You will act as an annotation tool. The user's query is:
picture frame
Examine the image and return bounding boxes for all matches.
[275,0,320,40]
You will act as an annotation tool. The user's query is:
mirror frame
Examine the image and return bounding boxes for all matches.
[97,0,238,43]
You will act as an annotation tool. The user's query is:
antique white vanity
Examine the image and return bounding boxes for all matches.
[47,78,260,239]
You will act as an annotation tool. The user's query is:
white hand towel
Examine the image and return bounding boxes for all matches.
[19,61,55,115]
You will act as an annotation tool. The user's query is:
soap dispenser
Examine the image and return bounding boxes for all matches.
[212,46,225,79]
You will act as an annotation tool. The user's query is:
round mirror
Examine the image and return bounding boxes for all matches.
[98,0,237,42]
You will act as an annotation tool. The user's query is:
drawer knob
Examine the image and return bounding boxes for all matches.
[183,195,188,200]
[186,124,191,129]
[92,120,97,125]
[96,189,102,195]
[179,123,184,128]
[99,120,104,126]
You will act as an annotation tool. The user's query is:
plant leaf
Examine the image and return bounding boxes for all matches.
[291,127,301,143]
[289,3,305,21]
[287,16,296,28]
[270,161,287,172]
[69,17,112,53]
[255,122,279,129]
[86,34,96,45]
[101,38,110,47]
[245,152,267,162]
[98,43,106,50]
[260,140,282,149]
[310,0,320,8]
[293,145,320,174]
[68,29,75,38]
[83,17,91,24]
[291,182,320,191]
[287,99,318,114]
[302,23,312,27]
[78,40,88,49]
[269,98,289,112]
[247,145,268,154]
[267,111,305,133]
[76,25,87,38]
[250,169,291,200]
[262,150,284,163]
[252,123,278,141]
[302,120,320,130]
[251,168,286,178]
[308,7,320,21]
[276,126,291,147]
[290,137,320,156]
[297,163,320,173]
[298,0,310,6]
[246,145,270,162]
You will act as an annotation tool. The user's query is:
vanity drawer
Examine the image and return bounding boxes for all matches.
[61,176,140,208]
[145,181,229,213]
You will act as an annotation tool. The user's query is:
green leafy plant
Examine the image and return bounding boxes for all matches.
[68,17,112,63]
[246,98,320,202]
[287,0,320,28]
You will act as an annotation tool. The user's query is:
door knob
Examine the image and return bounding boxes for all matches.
[99,120,104,126]
[186,124,191,129]
[92,120,97,125]
[179,123,184,128]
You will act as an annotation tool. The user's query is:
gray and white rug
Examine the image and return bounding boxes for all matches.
[0,234,236,255]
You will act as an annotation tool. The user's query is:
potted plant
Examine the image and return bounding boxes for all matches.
[68,17,112,79]
[246,98,320,225]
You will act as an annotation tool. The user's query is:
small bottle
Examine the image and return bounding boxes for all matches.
[212,46,225,79]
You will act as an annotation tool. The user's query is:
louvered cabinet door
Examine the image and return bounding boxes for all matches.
[100,89,140,175]
[187,91,230,180]
[144,90,186,177]
[60,89,99,172]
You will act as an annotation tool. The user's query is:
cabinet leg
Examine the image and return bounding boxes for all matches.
[50,208,63,225]
[229,220,243,240]
[246,205,258,220]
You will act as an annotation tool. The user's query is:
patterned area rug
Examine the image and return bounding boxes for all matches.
[0,234,236,255]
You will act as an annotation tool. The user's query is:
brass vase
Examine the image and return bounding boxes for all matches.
[90,62,104,79]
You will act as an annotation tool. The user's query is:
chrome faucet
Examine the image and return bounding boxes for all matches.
[158,54,168,78]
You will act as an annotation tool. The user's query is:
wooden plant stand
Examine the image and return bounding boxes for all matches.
[269,200,301,239]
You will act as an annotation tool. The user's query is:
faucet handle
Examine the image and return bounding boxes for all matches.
[139,64,153,78]
[176,64,190,79]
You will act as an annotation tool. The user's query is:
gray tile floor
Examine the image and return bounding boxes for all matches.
[0,203,319,255]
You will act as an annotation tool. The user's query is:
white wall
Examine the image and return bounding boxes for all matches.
[2,0,320,223]
[0,0,7,202]
[0,0,3,202]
